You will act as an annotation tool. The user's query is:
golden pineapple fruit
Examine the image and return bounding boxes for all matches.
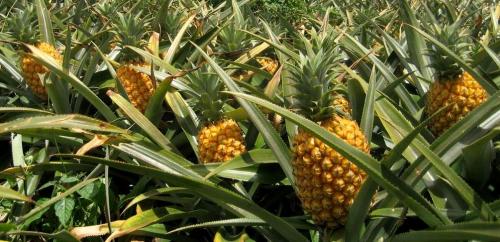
[293,115,369,227]
[198,119,246,163]
[116,63,155,113]
[20,42,62,99]
[257,57,279,75]
[426,72,487,136]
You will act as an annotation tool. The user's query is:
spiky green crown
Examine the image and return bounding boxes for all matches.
[96,0,118,19]
[112,12,149,61]
[184,67,227,124]
[428,23,472,81]
[289,32,341,122]
[5,5,37,44]
[217,8,252,54]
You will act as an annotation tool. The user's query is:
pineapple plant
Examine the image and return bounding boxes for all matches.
[216,6,255,81]
[426,23,488,136]
[112,12,155,113]
[289,36,370,227]
[2,1,500,242]
[184,68,246,163]
[6,5,62,99]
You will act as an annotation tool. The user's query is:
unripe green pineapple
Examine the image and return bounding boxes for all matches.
[183,68,246,164]
[289,30,370,227]
[112,12,155,113]
[426,24,488,136]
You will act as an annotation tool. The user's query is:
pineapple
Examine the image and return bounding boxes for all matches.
[112,12,155,113]
[289,35,370,227]
[6,5,62,99]
[21,42,62,99]
[184,68,246,164]
[256,57,279,75]
[333,93,352,115]
[426,24,488,136]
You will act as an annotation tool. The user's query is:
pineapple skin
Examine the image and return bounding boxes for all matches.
[21,42,62,99]
[198,119,246,163]
[426,72,487,136]
[257,58,279,74]
[333,95,351,115]
[292,115,369,227]
[116,63,155,113]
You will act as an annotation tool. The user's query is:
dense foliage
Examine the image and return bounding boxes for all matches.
[0,0,499,241]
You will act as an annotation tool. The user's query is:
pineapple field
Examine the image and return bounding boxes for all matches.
[0,0,499,241]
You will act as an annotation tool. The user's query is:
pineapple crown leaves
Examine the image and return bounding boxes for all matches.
[112,11,150,60]
[293,28,339,56]
[217,15,253,53]
[4,5,38,44]
[288,28,344,122]
[184,66,227,123]
[158,8,187,37]
[427,20,473,81]
[96,0,120,20]
[289,48,341,122]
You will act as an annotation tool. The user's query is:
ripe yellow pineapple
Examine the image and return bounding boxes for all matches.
[289,34,370,227]
[112,12,155,112]
[293,116,369,227]
[425,25,488,136]
[7,5,62,99]
[256,57,279,75]
[21,42,62,99]
[198,119,246,163]
[116,63,155,113]
[184,68,246,164]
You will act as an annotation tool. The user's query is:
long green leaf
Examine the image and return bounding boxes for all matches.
[112,143,199,177]
[399,0,433,88]
[144,78,172,124]
[0,162,96,180]
[6,230,79,242]
[0,187,33,203]
[106,208,207,242]
[122,188,190,213]
[35,0,55,45]
[0,107,53,115]
[392,222,500,242]
[0,114,127,135]
[164,90,200,158]
[164,14,196,63]
[341,33,420,115]
[107,91,179,153]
